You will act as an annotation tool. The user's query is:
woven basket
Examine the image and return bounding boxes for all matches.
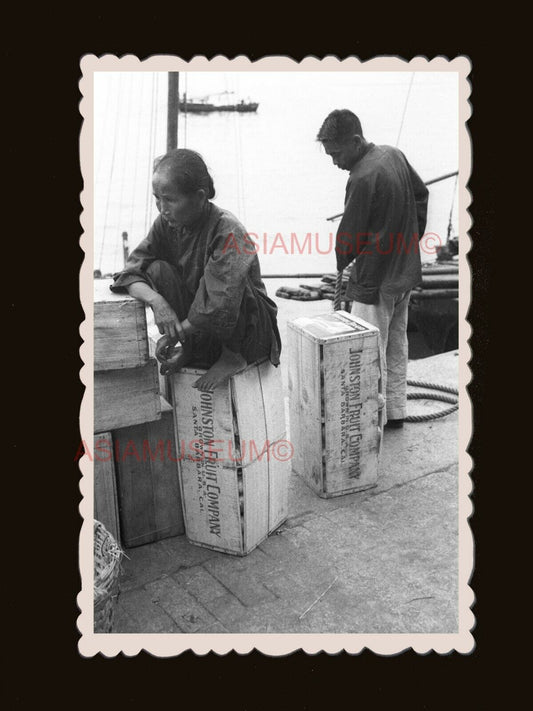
[94,520,122,633]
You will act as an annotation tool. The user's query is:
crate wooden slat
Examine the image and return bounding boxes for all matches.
[266,446,290,534]
[94,279,149,371]
[170,361,288,556]
[148,333,172,405]
[113,399,185,548]
[288,328,323,491]
[288,312,382,498]
[94,359,161,433]
[230,358,287,444]
[93,432,121,545]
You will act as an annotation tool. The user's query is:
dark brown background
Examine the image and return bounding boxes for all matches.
[6,14,498,709]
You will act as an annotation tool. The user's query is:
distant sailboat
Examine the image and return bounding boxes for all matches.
[178,90,258,113]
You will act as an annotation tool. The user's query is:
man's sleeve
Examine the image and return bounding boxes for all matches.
[406,161,429,238]
[337,171,389,302]
[187,222,256,338]
[110,218,165,293]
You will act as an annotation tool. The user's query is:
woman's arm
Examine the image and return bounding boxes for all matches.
[187,216,256,337]
[111,217,195,343]
[127,281,193,343]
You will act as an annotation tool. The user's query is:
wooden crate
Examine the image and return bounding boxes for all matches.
[170,360,289,556]
[94,359,161,433]
[94,279,149,371]
[113,399,185,548]
[288,311,383,498]
[93,432,121,545]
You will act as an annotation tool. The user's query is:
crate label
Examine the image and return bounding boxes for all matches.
[321,337,380,495]
[339,348,364,477]
[187,392,225,538]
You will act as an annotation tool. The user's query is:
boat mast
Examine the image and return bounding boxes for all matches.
[122,231,129,266]
[167,72,180,151]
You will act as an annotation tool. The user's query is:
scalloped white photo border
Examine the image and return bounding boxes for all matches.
[78,54,474,657]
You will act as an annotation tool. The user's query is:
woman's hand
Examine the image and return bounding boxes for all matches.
[155,335,186,375]
[127,282,186,343]
[151,295,186,343]
[155,334,174,363]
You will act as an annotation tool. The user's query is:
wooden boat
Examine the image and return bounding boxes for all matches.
[178,96,258,113]
[408,239,459,354]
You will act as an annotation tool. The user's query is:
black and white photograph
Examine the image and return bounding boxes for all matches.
[78,54,473,656]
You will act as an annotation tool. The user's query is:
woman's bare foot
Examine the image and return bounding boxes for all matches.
[193,347,247,391]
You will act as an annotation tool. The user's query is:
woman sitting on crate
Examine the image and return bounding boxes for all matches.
[111,149,281,392]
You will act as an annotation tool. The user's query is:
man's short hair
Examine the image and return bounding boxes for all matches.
[317,109,363,143]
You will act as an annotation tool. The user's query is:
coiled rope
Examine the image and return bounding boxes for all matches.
[405,379,458,422]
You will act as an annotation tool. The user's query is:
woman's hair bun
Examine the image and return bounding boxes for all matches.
[155,148,215,199]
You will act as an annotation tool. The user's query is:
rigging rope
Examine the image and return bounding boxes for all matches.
[183,73,188,147]
[229,74,246,223]
[395,72,415,148]
[95,75,113,187]
[99,74,122,272]
[446,172,459,243]
[115,73,134,273]
[236,97,246,222]
[128,73,145,249]
[144,74,157,236]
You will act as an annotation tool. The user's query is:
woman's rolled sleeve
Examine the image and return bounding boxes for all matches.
[187,224,255,337]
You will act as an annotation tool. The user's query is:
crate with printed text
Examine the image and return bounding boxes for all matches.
[170,359,289,556]
[288,311,383,498]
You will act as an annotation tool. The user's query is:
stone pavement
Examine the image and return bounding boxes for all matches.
[112,280,460,634]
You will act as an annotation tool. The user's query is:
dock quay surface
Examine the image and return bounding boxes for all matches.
[110,279,461,635]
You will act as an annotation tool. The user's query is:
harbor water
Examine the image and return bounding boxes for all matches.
[93,71,459,277]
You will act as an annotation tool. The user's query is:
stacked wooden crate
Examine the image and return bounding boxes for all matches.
[93,280,184,547]
[94,280,160,431]
[94,280,288,555]
[93,431,121,545]
[112,397,184,547]
[170,359,289,556]
[288,311,383,498]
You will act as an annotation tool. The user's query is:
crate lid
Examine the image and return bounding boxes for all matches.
[179,357,268,378]
[94,278,139,304]
[287,311,379,343]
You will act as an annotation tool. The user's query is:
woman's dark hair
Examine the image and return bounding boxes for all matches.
[317,109,363,143]
[153,149,215,199]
